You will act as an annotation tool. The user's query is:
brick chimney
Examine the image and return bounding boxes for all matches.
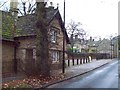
[75,35,78,40]
[48,2,54,10]
[9,0,18,19]
[90,36,92,42]
[10,0,18,12]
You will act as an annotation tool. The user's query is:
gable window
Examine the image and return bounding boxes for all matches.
[51,51,60,63]
[50,30,57,43]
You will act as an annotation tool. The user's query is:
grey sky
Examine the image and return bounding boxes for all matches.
[50,0,119,39]
[0,0,119,39]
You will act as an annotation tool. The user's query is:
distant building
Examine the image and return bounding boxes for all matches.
[87,37,98,53]
[69,35,88,53]
[87,36,118,58]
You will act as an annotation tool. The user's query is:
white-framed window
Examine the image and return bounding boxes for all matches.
[51,51,60,62]
[21,49,26,60]
[33,49,36,60]
[50,30,57,43]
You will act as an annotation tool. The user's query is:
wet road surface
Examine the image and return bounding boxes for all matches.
[48,60,118,88]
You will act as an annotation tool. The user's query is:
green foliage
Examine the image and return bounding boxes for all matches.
[2,12,22,39]
[67,47,79,53]
[2,13,14,39]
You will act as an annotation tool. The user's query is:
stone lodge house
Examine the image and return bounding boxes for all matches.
[2,6,70,76]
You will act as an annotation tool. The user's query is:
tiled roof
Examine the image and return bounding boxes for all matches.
[16,7,70,43]
[1,7,70,43]
[16,7,58,36]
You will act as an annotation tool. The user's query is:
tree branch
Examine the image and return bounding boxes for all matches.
[0,0,8,8]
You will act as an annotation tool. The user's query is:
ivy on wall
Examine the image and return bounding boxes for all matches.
[2,12,14,39]
[2,11,22,39]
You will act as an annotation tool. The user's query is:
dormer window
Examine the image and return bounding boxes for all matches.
[50,30,57,43]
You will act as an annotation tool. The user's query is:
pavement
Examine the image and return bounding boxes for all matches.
[64,59,113,78]
[42,59,115,88]
[2,59,115,88]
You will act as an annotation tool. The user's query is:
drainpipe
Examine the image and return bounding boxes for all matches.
[14,41,17,73]
[14,39,20,73]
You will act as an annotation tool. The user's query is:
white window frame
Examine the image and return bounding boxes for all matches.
[51,51,60,63]
[33,49,36,60]
[50,30,57,43]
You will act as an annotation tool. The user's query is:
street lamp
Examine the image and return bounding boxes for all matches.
[62,0,65,73]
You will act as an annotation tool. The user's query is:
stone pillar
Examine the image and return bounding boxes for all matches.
[83,57,85,64]
[80,58,82,64]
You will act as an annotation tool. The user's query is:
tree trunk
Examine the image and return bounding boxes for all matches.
[35,1,50,77]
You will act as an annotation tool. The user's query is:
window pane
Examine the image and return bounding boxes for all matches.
[50,30,57,43]
[57,52,59,60]
[51,51,59,62]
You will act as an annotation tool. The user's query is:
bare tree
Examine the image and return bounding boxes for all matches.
[0,0,36,16]
[18,0,36,16]
[67,20,86,52]
[66,20,86,65]
[0,1,8,9]
[0,0,9,11]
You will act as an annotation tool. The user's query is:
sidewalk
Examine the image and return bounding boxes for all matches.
[65,59,113,78]
[42,59,114,88]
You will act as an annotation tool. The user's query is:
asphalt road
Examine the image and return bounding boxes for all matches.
[47,60,118,88]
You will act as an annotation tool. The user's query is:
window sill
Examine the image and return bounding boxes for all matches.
[52,61,59,64]
[51,42,58,45]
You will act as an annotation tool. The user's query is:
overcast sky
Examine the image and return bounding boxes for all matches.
[0,0,119,39]
[50,0,119,39]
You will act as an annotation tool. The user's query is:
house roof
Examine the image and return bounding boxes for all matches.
[87,40,102,47]
[16,7,70,43]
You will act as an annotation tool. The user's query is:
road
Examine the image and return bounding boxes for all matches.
[47,60,118,88]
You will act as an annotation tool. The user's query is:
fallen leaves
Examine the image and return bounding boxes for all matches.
[2,73,65,88]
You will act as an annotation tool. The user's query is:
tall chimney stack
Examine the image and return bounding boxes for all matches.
[90,36,92,42]
[10,0,18,38]
[10,0,18,12]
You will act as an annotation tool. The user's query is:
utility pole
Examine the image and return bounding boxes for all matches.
[62,0,65,73]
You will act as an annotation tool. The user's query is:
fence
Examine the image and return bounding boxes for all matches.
[65,52,110,67]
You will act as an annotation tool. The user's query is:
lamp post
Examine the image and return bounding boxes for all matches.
[62,0,65,73]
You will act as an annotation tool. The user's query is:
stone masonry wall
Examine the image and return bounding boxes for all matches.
[2,41,15,75]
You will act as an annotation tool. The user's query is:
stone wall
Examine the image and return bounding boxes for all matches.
[48,17,68,70]
[2,40,15,76]
[15,17,69,73]
[15,36,36,74]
